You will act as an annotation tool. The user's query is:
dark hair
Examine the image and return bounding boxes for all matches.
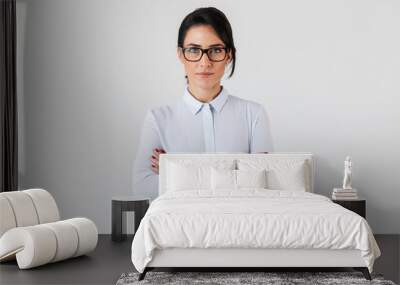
[178,7,236,78]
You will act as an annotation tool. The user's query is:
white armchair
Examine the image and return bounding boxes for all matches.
[0,188,98,269]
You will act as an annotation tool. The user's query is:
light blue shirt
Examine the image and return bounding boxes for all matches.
[132,86,274,199]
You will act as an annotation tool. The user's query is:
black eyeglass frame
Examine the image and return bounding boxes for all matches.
[181,46,229,62]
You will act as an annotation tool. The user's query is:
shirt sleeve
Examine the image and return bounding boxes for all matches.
[250,105,274,153]
[132,110,163,200]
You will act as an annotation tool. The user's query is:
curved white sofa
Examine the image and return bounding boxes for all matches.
[0,189,98,269]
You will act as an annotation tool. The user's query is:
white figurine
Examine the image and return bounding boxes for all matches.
[342,156,352,190]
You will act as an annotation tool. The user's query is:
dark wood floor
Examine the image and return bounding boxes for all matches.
[0,234,398,285]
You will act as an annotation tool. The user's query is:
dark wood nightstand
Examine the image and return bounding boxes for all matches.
[332,199,366,218]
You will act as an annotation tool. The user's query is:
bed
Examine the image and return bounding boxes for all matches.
[131,153,381,281]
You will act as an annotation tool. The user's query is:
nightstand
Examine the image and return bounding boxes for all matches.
[332,199,366,218]
[112,196,150,242]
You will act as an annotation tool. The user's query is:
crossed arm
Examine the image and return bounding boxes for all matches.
[133,106,273,195]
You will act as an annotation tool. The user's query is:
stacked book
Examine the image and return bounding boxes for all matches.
[332,188,358,200]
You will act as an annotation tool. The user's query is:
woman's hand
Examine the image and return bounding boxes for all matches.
[150,148,166,174]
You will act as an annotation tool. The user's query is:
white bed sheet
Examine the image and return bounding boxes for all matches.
[131,189,380,273]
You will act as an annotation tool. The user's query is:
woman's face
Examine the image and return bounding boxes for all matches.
[178,25,232,89]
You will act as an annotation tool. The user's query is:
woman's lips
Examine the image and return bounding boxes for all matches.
[196,72,214,78]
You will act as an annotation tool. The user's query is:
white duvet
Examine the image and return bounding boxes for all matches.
[131,190,380,273]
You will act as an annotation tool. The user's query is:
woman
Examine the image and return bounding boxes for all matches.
[133,7,273,200]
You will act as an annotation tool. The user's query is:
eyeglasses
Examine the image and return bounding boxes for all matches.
[181,46,228,62]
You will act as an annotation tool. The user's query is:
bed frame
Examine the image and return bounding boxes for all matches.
[138,153,371,281]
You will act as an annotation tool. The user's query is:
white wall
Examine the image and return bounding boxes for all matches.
[17,0,400,234]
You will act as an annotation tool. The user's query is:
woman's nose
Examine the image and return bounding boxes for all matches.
[199,52,212,67]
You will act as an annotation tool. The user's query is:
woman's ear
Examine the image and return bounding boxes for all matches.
[226,50,233,64]
[177,47,185,64]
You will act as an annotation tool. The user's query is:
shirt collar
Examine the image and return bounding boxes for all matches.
[182,86,229,115]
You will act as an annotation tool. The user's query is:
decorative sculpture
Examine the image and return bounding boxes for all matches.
[342,156,352,190]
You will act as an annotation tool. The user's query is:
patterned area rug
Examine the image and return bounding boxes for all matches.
[116,271,396,285]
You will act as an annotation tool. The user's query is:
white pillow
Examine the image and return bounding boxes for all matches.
[167,163,210,191]
[237,159,308,191]
[166,160,235,191]
[211,168,268,190]
[211,168,236,189]
[236,169,267,188]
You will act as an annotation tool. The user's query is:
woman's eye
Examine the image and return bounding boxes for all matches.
[211,48,223,53]
[187,48,201,54]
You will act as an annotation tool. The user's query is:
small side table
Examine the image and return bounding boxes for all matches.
[112,196,150,242]
[332,199,366,218]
